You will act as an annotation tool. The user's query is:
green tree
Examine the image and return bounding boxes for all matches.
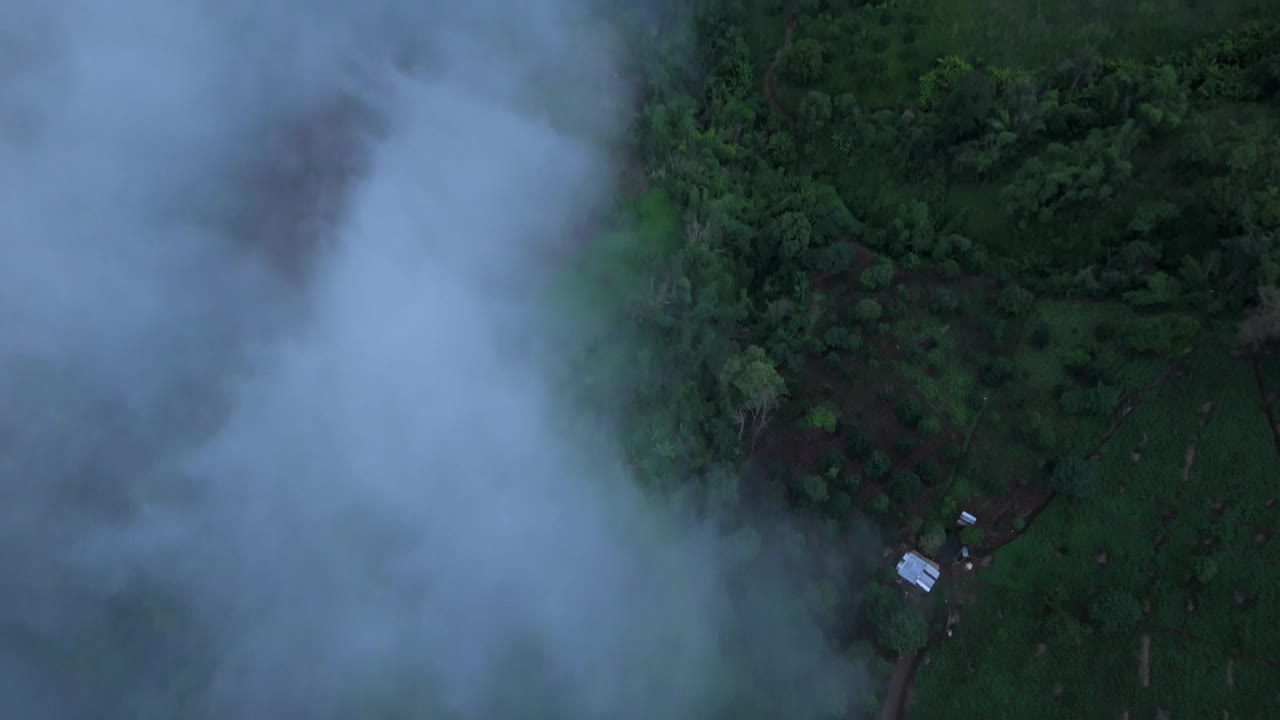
[889,471,922,503]
[918,523,947,555]
[720,346,788,442]
[1089,589,1143,634]
[779,38,825,84]
[1050,457,1097,499]
[860,259,895,290]
[879,607,928,655]
[854,298,883,322]
[798,91,833,137]
[865,450,892,479]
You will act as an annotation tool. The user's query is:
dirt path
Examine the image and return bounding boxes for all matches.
[762,0,799,125]
[878,650,925,720]
[1138,634,1151,688]
[881,358,1185,717]
[1087,360,1183,458]
[1249,353,1280,460]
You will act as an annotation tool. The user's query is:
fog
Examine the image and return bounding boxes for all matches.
[0,1,861,718]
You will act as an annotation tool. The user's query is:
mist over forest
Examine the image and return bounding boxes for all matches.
[0,1,862,719]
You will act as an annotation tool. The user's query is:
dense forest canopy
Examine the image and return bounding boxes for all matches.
[2,0,1278,718]
[568,0,1280,717]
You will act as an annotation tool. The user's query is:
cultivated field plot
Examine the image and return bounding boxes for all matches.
[910,347,1280,719]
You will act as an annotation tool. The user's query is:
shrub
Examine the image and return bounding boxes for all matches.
[1027,322,1052,349]
[804,404,839,432]
[959,526,984,546]
[1089,589,1143,634]
[869,492,890,514]
[896,398,924,427]
[893,436,918,457]
[889,471,922,503]
[997,284,1035,316]
[1121,315,1200,356]
[843,473,863,493]
[848,431,874,458]
[865,450,892,479]
[919,523,947,554]
[800,474,829,504]
[980,356,1016,386]
[879,607,928,654]
[929,287,960,315]
[780,38,826,84]
[916,460,941,486]
[860,259,896,290]
[820,448,847,477]
[854,298,884,322]
[1050,456,1097,499]
[919,416,942,435]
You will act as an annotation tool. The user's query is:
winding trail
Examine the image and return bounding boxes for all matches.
[880,356,1185,717]
[762,0,799,125]
[1249,352,1280,460]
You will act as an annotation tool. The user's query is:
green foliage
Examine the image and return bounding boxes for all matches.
[1050,456,1097,499]
[864,449,892,479]
[803,403,839,432]
[848,430,874,458]
[919,55,974,108]
[895,398,924,427]
[853,298,883,322]
[997,284,1035,317]
[1089,589,1143,634]
[1120,315,1200,356]
[889,471,922,504]
[859,258,896,290]
[800,473,829,505]
[879,607,929,655]
[779,38,826,85]
[919,523,947,555]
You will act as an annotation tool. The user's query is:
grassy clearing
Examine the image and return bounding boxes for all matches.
[911,346,1280,718]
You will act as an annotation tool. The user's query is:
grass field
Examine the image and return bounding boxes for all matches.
[910,347,1280,718]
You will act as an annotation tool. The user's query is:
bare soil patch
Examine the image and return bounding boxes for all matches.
[1138,634,1151,688]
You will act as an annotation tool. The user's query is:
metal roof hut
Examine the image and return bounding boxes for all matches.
[958,511,977,527]
[896,551,942,592]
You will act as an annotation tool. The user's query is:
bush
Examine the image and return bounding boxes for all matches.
[889,471,922,503]
[1027,322,1052,349]
[804,404,839,432]
[980,356,1016,386]
[865,450,892,479]
[929,287,960,315]
[879,607,928,654]
[820,448,847,477]
[848,431,874,458]
[919,523,947,554]
[893,436,918,457]
[860,259,896,290]
[800,474,829,504]
[843,473,863,493]
[919,416,942,435]
[896,398,924,427]
[1050,456,1097,499]
[997,284,1035,316]
[1121,315,1200,356]
[1089,589,1143,634]
[869,492,890,514]
[854,298,884,322]
[959,526,984,547]
[780,38,826,84]
[916,460,941,486]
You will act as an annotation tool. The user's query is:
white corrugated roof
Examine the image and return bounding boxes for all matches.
[896,551,941,592]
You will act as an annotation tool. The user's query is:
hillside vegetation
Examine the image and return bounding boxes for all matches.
[574,0,1280,716]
